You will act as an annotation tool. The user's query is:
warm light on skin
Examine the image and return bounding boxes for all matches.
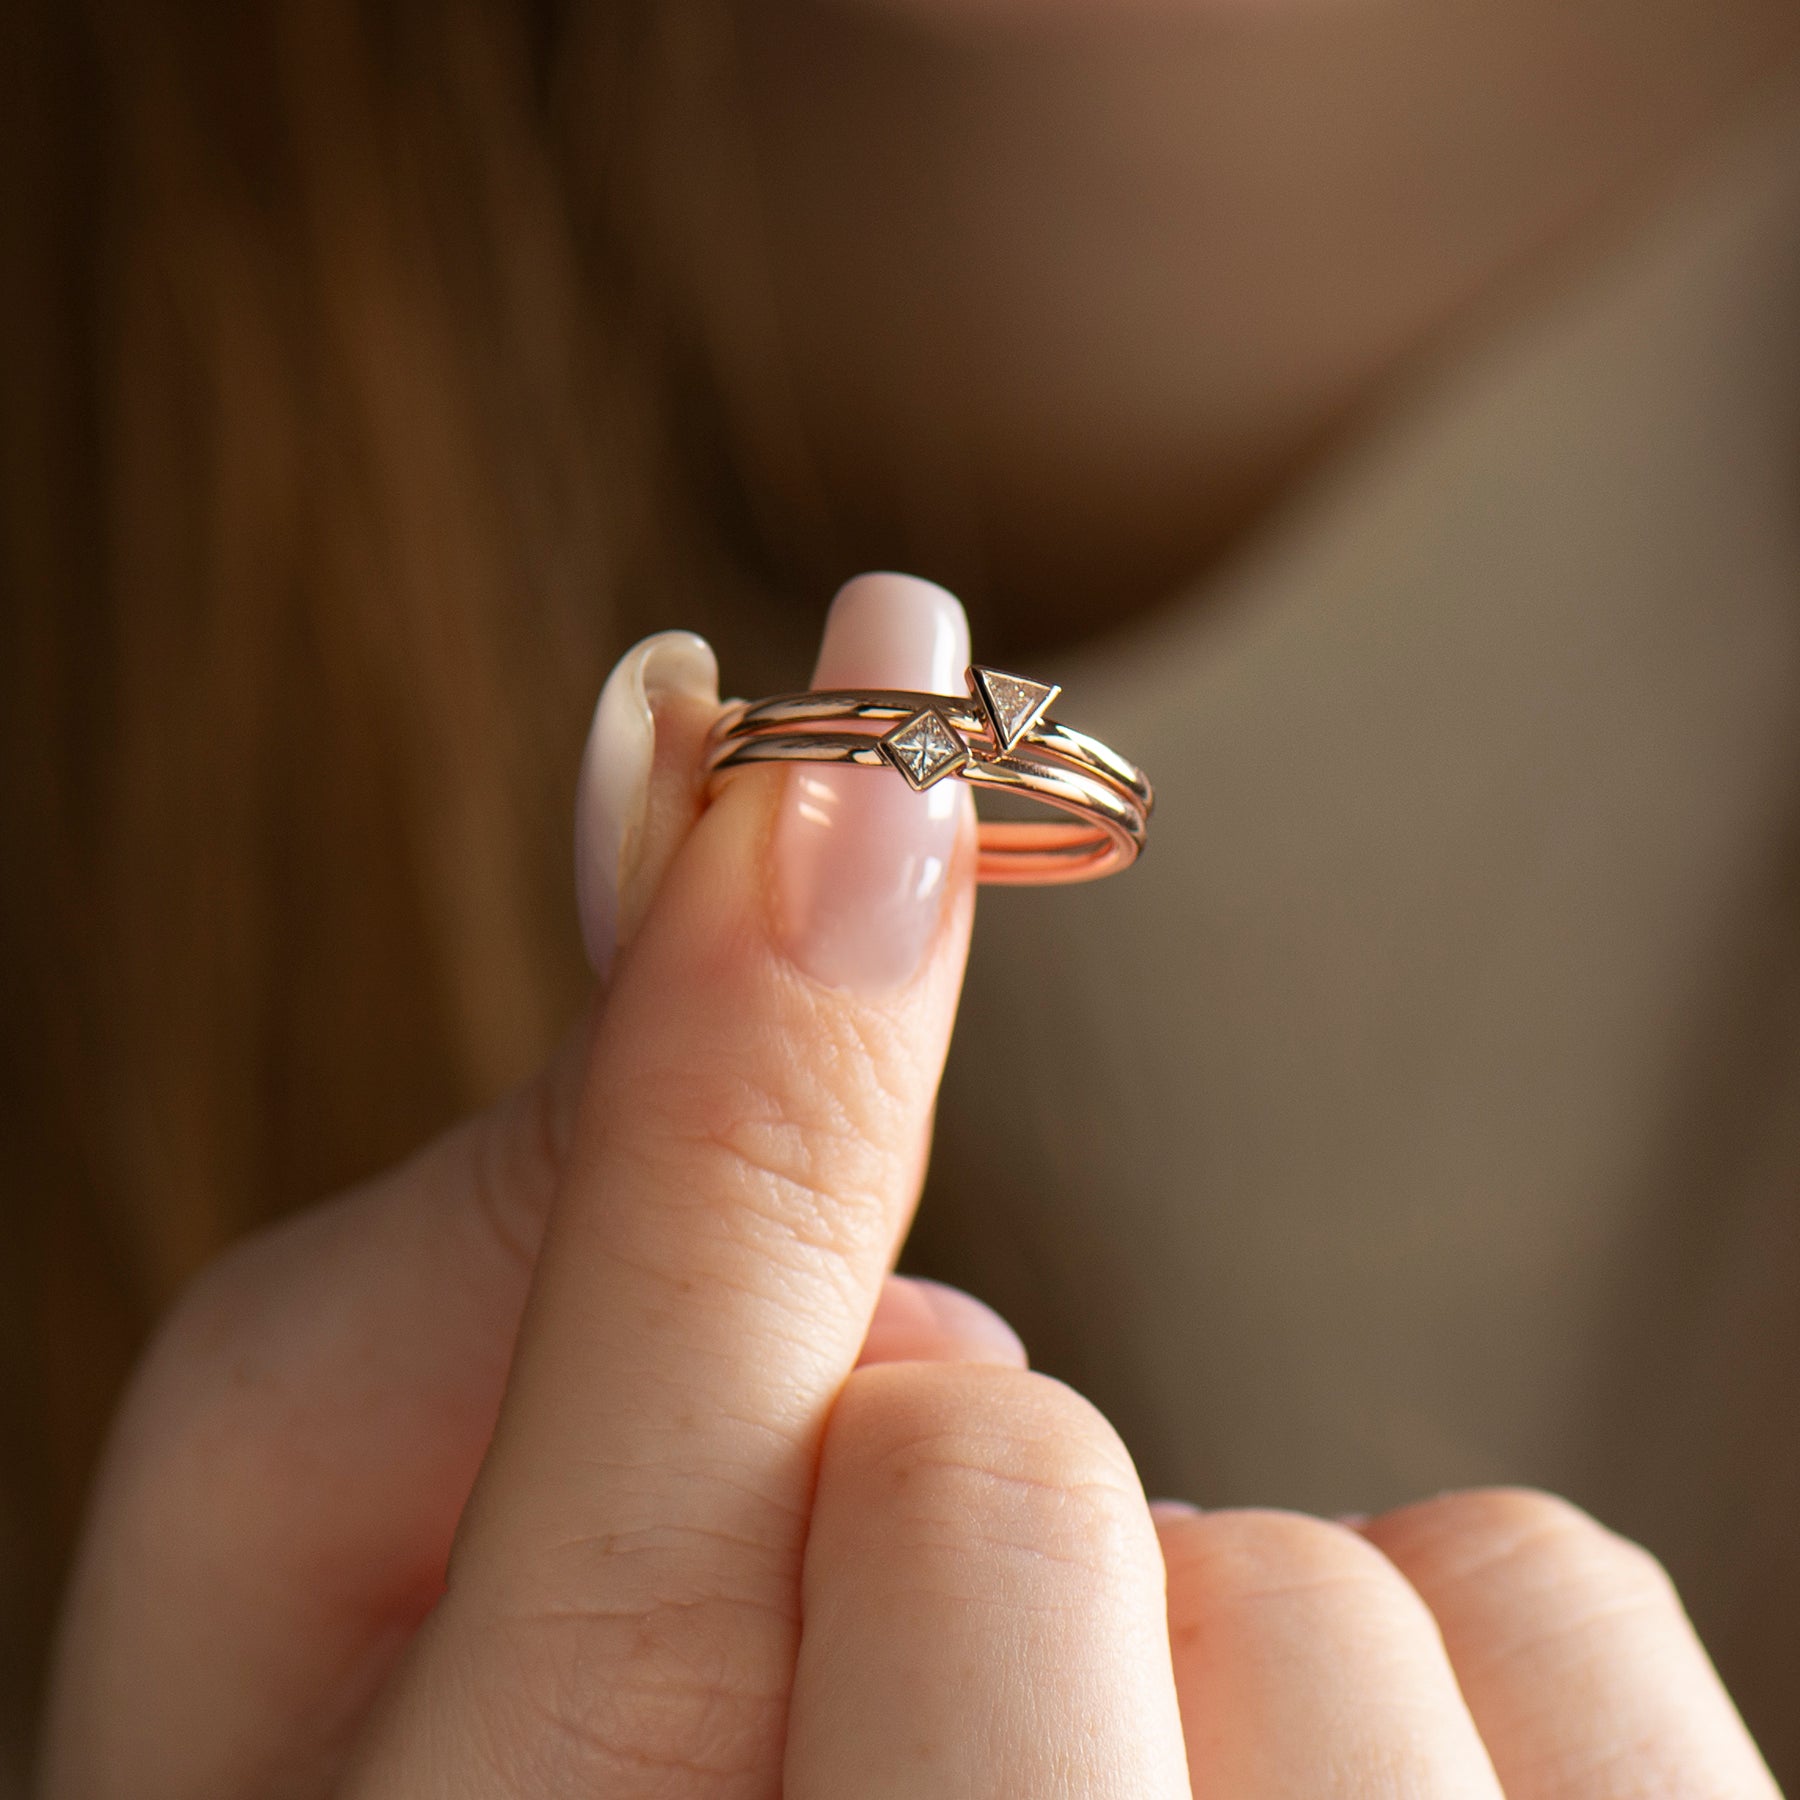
[688,3,1800,649]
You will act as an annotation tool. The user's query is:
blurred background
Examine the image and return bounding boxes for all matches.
[9,0,1800,1789]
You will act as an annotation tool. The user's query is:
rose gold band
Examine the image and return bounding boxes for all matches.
[703,666,1153,885]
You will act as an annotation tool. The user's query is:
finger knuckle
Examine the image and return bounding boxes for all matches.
[1161,1509,1432,1645]
[449,1584,787,1799]
[822,1364,1152,1590]
[123,1231,276,1428]
[96,1224,308,1518]
[1375,1486,1676,1610]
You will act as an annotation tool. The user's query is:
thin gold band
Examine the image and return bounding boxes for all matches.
[703,666,1153,886]
[717,689,1153,809]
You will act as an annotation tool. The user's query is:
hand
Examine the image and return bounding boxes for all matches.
[38,574,1189,1797]
[38,574,1780,1796]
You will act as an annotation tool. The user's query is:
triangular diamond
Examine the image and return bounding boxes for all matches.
[970,666,1061,753]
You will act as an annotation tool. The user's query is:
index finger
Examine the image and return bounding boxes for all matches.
[349,576,977,1792]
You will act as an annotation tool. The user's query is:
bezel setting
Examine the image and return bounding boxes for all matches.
[878,708,971,790]
[969,665,1061,753]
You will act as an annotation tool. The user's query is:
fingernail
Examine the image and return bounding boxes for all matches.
[1149,1499,1203,1524]
[575,630,719,978]
[775,573,971,990]
[860,1275,1028,1368]
[913,1278,1028,1364]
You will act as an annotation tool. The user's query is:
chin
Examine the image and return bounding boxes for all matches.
[841,0,1321,17]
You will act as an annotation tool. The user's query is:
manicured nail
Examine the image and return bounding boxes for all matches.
[860,1275,1028,1368]
[774,573,971,989]
[1149,1499,1203,1524]
[575,630,719,977]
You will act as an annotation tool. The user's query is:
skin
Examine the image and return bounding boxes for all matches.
[712,0,1800,647]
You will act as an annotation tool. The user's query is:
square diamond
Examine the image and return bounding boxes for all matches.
[878,708,969,790]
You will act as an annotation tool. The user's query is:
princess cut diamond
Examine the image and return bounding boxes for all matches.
[878,708,970,790]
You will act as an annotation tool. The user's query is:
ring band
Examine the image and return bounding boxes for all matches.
[705,665,1153,885]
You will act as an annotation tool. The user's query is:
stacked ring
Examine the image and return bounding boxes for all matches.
[704,665,1153,885]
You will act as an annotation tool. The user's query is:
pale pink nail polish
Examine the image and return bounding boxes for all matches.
[1149,1499,1203,1524]
[907,1275,1029,1364]
[574,631,719,978]
[861,1276,1028,1367]
[775,573,971,990]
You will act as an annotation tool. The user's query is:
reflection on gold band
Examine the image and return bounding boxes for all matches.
[704,666,1153,886]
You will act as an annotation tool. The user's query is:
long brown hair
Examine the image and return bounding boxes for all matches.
[1,0,830,1760]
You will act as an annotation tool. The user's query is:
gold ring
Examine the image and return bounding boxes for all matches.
[704,665,1153,885]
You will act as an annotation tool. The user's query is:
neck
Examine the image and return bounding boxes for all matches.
[694,3,1800,654]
